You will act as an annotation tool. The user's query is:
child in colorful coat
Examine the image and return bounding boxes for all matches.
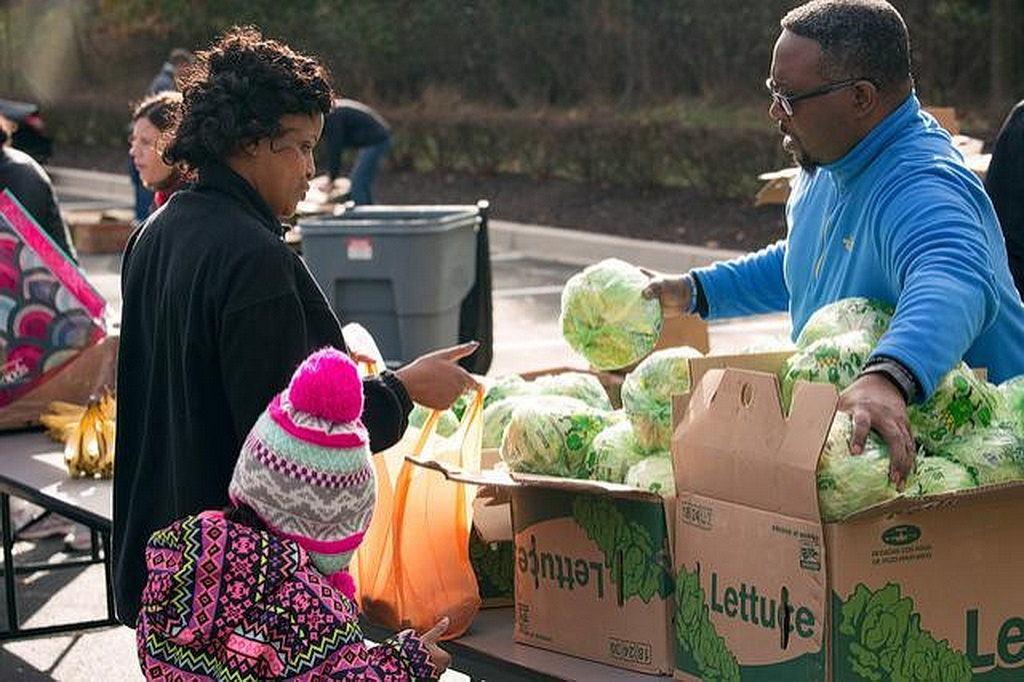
[136,348,449,680]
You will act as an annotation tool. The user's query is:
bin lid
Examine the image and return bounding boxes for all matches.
[299,204,481,234]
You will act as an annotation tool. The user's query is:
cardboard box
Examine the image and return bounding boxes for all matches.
[413,458,678,674]
[671,357,1024,681]
[65,209,136,254]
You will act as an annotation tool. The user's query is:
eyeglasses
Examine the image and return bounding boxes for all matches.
[765,77,868,117]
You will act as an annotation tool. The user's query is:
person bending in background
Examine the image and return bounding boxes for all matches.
[129,91,185,213]
[985,99,1024,296]
[315,98,391,204]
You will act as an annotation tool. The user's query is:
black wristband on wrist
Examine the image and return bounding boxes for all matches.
[859,356,920,404]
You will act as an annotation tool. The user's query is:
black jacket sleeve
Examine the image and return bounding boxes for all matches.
[362,371,413,453]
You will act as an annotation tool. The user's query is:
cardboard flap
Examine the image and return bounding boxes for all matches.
[405,455,665,502]
[674,368,837,522]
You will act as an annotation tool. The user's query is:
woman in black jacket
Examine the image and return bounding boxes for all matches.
[113,26,479,629]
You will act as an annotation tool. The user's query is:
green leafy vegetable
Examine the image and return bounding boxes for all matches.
[560,258,663,370]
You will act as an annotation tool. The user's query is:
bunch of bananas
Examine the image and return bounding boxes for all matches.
[39,401,87,442]
[40,390,116,479]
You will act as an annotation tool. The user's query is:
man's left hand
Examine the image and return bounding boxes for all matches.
[838,373,917,489]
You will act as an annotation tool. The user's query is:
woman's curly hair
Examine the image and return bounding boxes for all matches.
[165,26,332,170]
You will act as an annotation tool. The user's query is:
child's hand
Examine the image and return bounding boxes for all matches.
[421,617,452,677]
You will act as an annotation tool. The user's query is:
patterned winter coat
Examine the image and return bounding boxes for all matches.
[136,511,437,681]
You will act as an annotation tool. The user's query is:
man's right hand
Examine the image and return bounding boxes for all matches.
[420,617,452,677]
[641,269,692,319]
[395,342,482,410]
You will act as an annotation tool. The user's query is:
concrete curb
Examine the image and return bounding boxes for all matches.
[47,166,744,270]
[489,220,742,271]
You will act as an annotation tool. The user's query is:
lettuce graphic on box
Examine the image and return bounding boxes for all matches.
[571,496,672,603]
[674,565,740,682]
[837,583,971,681]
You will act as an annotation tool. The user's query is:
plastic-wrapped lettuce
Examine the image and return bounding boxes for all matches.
[560,258,663,370]
[931,427,1024,486]
[622,346,704,452]
[589,421,647,484]
[481,397,526,449]
[780,330,874,410]
[483,374,536,408]
[625,455,675,496]
[997,376,1024,431]
[500,396,615,478]
[905,456,976,497]
[816,412,899,522]
[533,372,613,411]
[908,363,1000,453]
[796,297,894,348]
[408,404,460,438]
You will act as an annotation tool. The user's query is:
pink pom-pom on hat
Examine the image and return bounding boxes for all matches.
[286,348,364,423]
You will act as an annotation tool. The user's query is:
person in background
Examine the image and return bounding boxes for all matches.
[129,48,194,223]
[114,26,478,630]
[129,91,185,212]
[148,47,194,96]
[316,98,391,204]
[137,348,449,680]
[0,114,76,261]
[985,99,1024,296]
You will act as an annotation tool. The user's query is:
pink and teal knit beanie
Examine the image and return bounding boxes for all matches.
[228,347,374,601]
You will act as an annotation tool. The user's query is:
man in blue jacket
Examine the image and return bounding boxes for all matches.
[646,0,1024,485]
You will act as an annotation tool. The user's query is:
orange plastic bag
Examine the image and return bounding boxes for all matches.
[352,390,484,640]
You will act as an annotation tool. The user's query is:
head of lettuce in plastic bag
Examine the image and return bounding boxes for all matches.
[908,363,1000,454]
[482,396,526,449]
[997,375,1024,432]
[483,374,535,408]
[500,396,616,479]
[589,421,647,484]
[625,455,674,496]
[780,330,875,410]
[560,258,663,371]
[622,346,703,452]
[904,456,976,497]
[817,412,900,522]
[929,426,1024,486]
[533,372,612,411]
[796,297,894,349]
[408,404,460,438]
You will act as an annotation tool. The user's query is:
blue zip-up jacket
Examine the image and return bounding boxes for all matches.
[692,94,1024,397]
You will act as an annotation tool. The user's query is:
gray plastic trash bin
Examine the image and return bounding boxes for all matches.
[299,205,480,366]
